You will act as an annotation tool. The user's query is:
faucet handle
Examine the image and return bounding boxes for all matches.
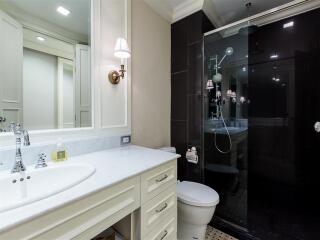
[35,153,47,168]
[9,122,16,131]
[23,130,30,146]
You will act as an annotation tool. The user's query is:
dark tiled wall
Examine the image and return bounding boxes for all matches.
[171,11,214,181]
[247,8,320,240]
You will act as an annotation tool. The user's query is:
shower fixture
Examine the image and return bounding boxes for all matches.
[207,47,234,154]
[207,46,234,102]
[207,47,234,87]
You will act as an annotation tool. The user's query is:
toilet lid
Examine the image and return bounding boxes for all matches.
[177,181,219,207]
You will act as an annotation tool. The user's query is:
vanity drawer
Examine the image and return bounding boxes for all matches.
[141,160,177,204]
[142,214,177,240]
[141,184,177,237]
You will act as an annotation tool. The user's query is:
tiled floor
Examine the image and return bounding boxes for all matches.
[206,226,238,240]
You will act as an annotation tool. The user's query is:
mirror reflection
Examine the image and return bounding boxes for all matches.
[0,0,91,132]
[204,29,249,226]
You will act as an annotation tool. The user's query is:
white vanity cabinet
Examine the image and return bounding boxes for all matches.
[140,161,177,240]
[0,158,177,240]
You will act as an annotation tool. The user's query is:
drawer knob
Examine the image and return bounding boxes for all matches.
[156,202,168,213]
[156,174,168,183]
[158,230,168,240]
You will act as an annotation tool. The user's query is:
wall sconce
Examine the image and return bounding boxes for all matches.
[108,37,131,84]
[206,79,214,90]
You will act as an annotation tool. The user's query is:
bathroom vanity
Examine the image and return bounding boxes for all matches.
[0,146,179,240]
[0,0,178,238]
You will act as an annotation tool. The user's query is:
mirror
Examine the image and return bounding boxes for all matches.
[0,0,91,132]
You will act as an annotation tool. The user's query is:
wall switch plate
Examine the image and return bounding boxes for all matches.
[121,135,131,145]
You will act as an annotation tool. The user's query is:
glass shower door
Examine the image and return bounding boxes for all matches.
[203,7,320,240]
[203,25,249,230]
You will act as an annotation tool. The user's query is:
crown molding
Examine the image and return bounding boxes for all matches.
[202,0,223,27]
[144,0,206,23]
[143,0,173,22]
[172,0,204,22]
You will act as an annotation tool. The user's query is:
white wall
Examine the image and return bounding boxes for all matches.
[23,48,57,130]
[100,0,129,128]
[131,0,171,148]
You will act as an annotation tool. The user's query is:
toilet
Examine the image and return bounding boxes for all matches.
[177,181,219,240]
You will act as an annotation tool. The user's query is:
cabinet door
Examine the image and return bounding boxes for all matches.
[75,44,91,128]
[0,10,23,129]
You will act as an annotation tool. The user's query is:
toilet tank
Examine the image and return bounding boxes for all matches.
[159,147,176,153]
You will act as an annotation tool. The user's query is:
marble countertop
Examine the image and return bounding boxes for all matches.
[0,145,180,233]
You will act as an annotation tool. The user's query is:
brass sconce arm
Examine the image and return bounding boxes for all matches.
[119,64,125,78]
[108,64,126,84]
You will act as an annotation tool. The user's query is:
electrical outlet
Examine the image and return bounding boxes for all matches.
[121,135,131,145]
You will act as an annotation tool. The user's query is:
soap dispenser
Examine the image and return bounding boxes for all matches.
[51,139,68,162]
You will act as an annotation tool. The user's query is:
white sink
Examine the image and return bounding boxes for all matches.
[0,163,95,213]
[212,127,248,134]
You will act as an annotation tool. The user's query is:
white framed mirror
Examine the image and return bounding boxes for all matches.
[0,0,92,133]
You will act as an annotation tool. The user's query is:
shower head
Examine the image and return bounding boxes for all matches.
[225,47,234,56]
[217,47,234,67]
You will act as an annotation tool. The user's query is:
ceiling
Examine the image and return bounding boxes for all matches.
[1,0,90,40]
[145,0,296,26]
[209,0,295,26]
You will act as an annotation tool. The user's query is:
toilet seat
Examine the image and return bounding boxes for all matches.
[177,181,219,207]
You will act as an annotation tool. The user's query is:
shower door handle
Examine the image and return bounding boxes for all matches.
[315,122,320,133]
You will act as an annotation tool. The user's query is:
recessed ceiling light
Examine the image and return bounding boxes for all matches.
[57,6,70,16]
[270,54,278,59]
[36,36,45,42]
[283,21,294,29]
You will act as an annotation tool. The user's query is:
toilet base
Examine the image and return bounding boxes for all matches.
[178,219,208,240]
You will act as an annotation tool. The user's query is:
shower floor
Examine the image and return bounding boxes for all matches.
[206,226,238,240]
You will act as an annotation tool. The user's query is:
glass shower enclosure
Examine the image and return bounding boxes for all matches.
[203,4,320,240]
[204,22,249,230]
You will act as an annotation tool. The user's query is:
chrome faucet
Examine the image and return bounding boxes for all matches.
[9,123,30,173]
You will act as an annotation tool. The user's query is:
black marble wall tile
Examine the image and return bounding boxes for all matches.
[186,11,205,44]
[171,21,188,73]
[171,72,188,121]
[187,94,202,144]
[247,8,320,240]
[171,11,214,182]
[188,42,203,95]
[171,120,187,180]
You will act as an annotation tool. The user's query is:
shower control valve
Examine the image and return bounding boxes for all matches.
[315,122,320,133]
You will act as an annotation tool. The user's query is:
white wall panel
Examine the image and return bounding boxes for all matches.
[100,0,131,129]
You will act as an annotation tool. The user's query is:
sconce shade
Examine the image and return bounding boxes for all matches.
[206,79,214,90]
[114,38,131,59]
